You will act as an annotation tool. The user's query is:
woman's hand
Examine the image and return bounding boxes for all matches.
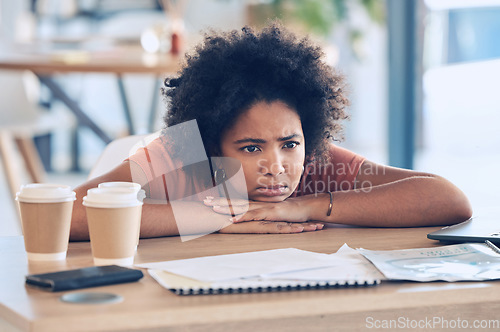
[203,195,323,224]
[219,221,324,234]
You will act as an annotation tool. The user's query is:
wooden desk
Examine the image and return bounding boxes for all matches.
[1,226,499,331]
[0,41,181,144]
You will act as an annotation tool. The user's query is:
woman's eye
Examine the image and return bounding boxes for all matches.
[242,145,261,153]
[283,141,298,149]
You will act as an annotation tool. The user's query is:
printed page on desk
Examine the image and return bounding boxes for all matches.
[359,243,500,282]
[137,248,352,282]
[263,244,384,282]
[138,246,382,295]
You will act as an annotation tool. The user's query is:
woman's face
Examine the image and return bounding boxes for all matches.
[220,100,305,202]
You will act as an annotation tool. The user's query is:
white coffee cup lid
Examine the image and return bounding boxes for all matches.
[16,184,76,203]
[97,182,145,201]
[83,188,143,208]
[98,182,141,191]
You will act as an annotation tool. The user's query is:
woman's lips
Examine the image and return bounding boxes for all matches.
[255,185,289,197]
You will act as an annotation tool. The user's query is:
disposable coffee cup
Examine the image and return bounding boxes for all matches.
[83,188,143,266]
[16,184,76,261]
[98,182,145,249]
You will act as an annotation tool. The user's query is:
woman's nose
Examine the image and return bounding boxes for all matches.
[260,152,285,176]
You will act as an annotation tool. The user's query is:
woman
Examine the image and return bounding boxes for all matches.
[70,24,472,241]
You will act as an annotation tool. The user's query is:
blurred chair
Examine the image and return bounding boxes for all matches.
[88,131,160,180]
[0,70,73,206]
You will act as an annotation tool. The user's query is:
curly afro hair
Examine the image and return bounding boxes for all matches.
[162,22,349,162]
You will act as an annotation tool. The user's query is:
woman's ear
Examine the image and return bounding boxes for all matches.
[214,168,227,185]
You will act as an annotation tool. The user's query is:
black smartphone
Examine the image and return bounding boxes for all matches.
[26,265,144,292]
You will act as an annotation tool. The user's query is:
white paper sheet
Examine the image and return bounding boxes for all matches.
[137,248,354,282]
[263,244,385,281]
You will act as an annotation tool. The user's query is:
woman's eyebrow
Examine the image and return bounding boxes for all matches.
[277,134,302,142]
[233,134,302,144]
[233,138,267,144]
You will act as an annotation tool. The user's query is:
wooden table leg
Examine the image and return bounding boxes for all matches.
[14,136,46,183]
[0,131,22,201]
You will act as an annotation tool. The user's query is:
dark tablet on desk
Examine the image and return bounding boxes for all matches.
[427,217,500,244]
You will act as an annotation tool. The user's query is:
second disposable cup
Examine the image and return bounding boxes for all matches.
[83,188,143,266]
[98,182,145,249]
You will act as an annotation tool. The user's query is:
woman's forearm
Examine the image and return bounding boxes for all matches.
[308,175,472,227]
[139,200,232,238]
[70,174,181,241]
[71,195,232,241]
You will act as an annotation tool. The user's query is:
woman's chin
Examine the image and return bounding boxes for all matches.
[250,194,289,203]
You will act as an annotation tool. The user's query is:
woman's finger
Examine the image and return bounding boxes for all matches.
[219,221,305,234]
[212,204,248,215]
[230,207,286,223]
[203,196,249,207]
[301,222,325,232]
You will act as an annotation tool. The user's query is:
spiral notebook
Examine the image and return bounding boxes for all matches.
[138,247,383,295]
[148,269,380,295]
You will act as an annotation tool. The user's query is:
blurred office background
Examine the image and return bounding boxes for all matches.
[1,0,499,235]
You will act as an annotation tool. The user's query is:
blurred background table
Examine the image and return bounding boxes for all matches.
[0,40,181,143]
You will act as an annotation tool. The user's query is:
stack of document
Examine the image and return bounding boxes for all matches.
[138,242,500,295]
[136,245,383,295]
